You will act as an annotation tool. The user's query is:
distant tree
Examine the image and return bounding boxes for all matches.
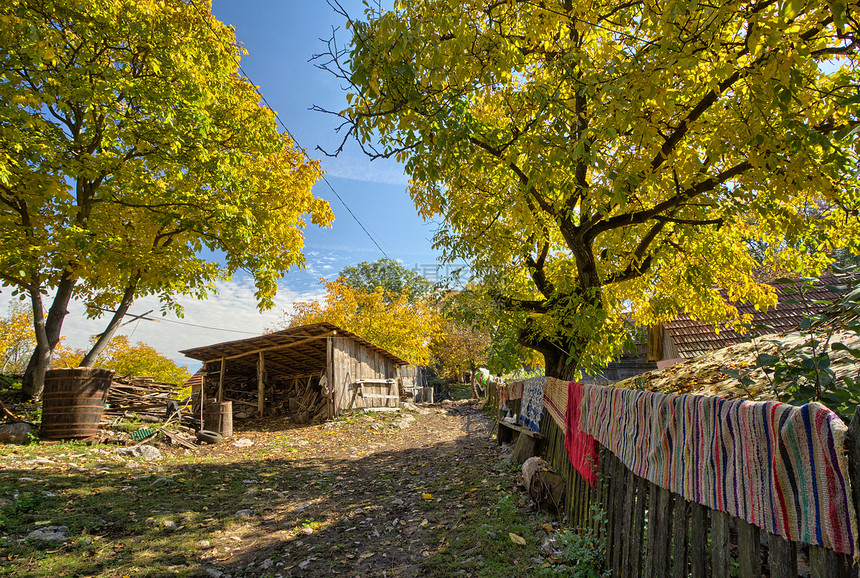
[430,317,491,396]
[340,259,434,304]
[0,0,332,398]
[285,278,441,365]
[0,301,35,374]
[53,335,191,385]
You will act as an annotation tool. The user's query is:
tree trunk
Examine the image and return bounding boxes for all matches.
[21,272,77,400]
[79,281,137,367]
[542,348,579,381]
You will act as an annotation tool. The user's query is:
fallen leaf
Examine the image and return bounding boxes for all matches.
[422,493,433,500]
[541,523,554,534]
[509,532,526,545]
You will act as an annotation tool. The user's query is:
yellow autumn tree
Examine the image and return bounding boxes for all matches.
[320,0,860,379]
[52,335,190,385]
[285,278,441,366]
[0,301,35,374]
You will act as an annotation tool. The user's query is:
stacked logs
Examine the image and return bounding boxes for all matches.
[212,372,328,423]
[104,377,182,421]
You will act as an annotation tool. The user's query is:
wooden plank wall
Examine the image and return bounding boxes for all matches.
[537,413,859,578]
[330,337,399,414]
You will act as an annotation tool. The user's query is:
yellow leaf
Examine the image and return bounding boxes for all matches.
[509,532,526,545]
[423,492,433,500]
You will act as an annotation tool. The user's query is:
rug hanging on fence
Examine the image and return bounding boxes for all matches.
[579,385,859,557]
[564,381,599,486]
[499,381,523,411]
[520,376,547,433]
[542,377,569,432]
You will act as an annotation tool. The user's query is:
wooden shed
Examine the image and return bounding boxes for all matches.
[180,322,410,421]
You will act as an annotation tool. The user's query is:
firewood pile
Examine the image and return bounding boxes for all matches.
[104,377,182,421]
[215,373,328,423]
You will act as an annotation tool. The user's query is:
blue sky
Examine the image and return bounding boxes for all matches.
[1,1,452,371]
[211,0,443,291]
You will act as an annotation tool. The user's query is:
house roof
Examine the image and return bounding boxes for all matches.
[664,275,846,358]
[180,322,410,377]
[615,330,860,409]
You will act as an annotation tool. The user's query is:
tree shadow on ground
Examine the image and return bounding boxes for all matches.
[1,405,538,578]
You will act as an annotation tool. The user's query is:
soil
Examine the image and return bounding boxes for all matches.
[1,398,550,577]
[196,400,511,576]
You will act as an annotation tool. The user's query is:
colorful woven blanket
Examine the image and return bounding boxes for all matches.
[520,376,547,432]
[498,381,524,412]
[542,377,569,433]
[580,385,859,556]
[564,381,599,486]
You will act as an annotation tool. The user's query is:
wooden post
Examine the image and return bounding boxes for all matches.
[257,351,265,417]
[217,358,225,403]
[326,336,334,418]
[847,407,860,547]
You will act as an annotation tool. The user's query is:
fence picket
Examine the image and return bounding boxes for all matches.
[672,494,688,578]
[653,487,673,576]
[630,475,647,577]
[737,518,760,578]
[766,532,797,578]
[690,501,708,578]
[711,510,730,578]
[644,481,659,575]
[620,467,635,576]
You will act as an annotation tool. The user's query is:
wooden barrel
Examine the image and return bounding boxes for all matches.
[41,368,114,440]
[421,387,434,403]
[204,401,233,438]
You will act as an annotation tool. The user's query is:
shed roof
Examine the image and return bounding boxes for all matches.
[664,275,845,358]
[180,322,410,377]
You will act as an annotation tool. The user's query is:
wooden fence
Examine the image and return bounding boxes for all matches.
[535,411,860,577]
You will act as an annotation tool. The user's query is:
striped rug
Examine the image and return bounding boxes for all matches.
[579,385,859,557]
[542,377,569,433]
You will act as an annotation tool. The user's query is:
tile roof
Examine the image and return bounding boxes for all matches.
[665,275,848,358]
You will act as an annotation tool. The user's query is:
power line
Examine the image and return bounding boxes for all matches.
[188,0,389,258]
[94,306,262,335]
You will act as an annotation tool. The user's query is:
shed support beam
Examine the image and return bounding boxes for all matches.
[257,352,265,417]
[217,358,225,403]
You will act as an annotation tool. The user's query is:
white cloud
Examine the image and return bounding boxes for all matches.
[320,155,409,186]
[0,277,326,372]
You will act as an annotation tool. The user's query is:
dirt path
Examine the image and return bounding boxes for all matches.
[2,400,551,578]
[210,400,523,577]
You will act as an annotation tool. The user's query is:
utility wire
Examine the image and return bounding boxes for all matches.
[188,0,390,258]
[95,306,262,335]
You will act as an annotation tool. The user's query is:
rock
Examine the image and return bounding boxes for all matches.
[541,537,559,556]
[0,422,36,444]
[117,445,162,460]
[298,560,311,569]
[394,415,417,429]
[234,509,254,518]
[390,498,404,507]
[260,558,274,570]
[232,438,253,447]
[163,520,177,529]
[300,527,314,535]
[198,540,211,548]
[205,569,224,578]
[401,402,429,415]
[26,525,68,541]
[235,411,252,419]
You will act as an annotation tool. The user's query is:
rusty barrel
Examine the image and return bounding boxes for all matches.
[41,368,114,440]
[203,401,233,438]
